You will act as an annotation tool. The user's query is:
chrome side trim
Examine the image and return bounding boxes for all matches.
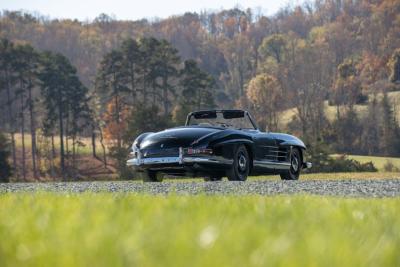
[253,160,291,170]
[183,157,233,165]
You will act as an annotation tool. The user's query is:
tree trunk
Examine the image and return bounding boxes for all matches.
[143,74,147,104]
[91,127,97,158]
[72,134,76,171]
[152,80,157,106]
[65,116,69,164]
[130,64,136,105]
[20,88,26,181]
[28,81,38,179]
[58,91,65,180]
[163,76,169,116]
[114,94,121,149]
[51,133,55,178]
[99,126,107,168]
[5,70,17,174]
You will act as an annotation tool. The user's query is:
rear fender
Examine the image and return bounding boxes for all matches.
[134,132,153,148]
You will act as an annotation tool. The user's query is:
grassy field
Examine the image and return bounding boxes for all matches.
[0,193,399,267]
[344,155,400,171]
[279,91,400,129]
[14,133,108,156]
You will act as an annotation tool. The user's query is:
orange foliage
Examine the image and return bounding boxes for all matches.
[102,99,130,146]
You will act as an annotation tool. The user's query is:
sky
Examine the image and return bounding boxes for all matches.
[0,0,305,21]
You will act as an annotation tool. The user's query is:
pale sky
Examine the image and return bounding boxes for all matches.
[0,0,305,21]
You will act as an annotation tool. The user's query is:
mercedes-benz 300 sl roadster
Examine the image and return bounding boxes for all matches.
[127,110,312,182]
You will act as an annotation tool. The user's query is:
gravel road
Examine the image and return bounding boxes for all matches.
[1,179,400,197]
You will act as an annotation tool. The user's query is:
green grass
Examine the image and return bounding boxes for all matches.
[0,193,399,267]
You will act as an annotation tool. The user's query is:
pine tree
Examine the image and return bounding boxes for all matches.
[380,92,400,156]
[361,95,379,154]
[121,38,141,106]
[96,50,128,149]
[39,52,87,179]
[178,59,216,114]
[13,44,40,180]
[156,39,180,116]
[39,52,67,177]
[389,49,400,83]
[0,39,17,173]
[0,132,12,182]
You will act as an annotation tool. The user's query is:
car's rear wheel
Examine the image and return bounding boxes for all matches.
[142,170,163,182]
[280,148,301,180]
[204,176,223,182]
[227,145,250,181]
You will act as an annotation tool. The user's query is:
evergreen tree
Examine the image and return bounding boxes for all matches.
[0,132,12,182]
[0,39,17,172]
[140,37,163,106]
[121,38,142,105]
[156,39,180,116]
[39,52,67,177]
[96,50,128,149]
[175,59,216,123]
[360,95,379,155]
[389,49,400,83]
[380,92,400,156]
[13,44,40,180]
[39,52,89,179]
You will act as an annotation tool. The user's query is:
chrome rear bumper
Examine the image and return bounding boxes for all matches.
[126,156,227,166]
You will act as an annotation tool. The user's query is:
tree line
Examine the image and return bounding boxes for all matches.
[0,39,90,181]
[0,37,215,181]
[1,0,400,180]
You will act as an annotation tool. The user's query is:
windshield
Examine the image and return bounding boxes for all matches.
[186,111,256,130]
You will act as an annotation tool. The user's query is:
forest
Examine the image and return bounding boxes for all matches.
[0,0,400,181]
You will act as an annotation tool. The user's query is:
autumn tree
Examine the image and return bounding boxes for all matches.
[246,74,283,131]
[259,34,287,64]
[331,59,364,113]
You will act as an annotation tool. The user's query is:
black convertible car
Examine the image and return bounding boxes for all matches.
[127,110,311,182]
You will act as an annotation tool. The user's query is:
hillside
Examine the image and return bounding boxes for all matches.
[279,91,400,130]
[1,0,400,181]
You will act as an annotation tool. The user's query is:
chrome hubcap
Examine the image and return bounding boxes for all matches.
[238,154,246,171]
[291,156,299,172]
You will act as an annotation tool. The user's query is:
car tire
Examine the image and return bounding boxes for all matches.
[280,148,301,180]
[204,176,223,182]
[227,145,250,181]
[142,170,163,182]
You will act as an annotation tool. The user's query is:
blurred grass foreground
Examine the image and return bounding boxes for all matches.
[0,193,399,267]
